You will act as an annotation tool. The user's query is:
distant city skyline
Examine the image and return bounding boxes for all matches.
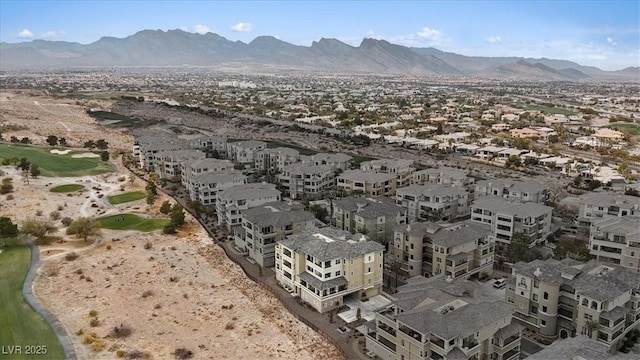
[1,0,638,70]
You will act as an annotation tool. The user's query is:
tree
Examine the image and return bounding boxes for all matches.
[95,139,109,150]
[21,218,57,242]
[58,137,67,147]
[20,137,31,144]
[66,217,102,242]
[170,204,185,227]
[30,165,41,178]
[83,140,96,149]
[17,158,30,172]
[310,205,328,223]
[553,238,591,261]
[356,307,362,321]
[159,201,172,214]
[100,151,109,162]
[506,232,532,263]
[46,135,58,147]
[0,216,18,238]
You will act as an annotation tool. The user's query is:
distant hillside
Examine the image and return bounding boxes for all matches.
[1,29,638,81]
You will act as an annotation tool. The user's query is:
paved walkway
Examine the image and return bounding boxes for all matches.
[22,237,78,360]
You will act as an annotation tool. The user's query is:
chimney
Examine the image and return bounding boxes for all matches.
[533,267,542,278]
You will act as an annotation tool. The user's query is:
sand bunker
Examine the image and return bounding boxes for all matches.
[50,149,71,155]
[71,152,100,158]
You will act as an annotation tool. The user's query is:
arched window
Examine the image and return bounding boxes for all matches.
[543,292,549,300]
[591,301,598,310]
[582,298,589,306]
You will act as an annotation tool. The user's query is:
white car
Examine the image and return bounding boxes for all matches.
[493,278,507,289]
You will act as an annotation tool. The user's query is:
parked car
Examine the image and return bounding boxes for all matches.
[493,278,507,289]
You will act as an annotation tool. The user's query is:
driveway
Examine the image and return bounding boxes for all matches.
[338,294,391,323]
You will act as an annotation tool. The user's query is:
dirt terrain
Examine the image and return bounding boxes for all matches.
[0,93,340,359]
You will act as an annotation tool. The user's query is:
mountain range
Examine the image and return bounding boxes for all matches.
[1,29,638,81]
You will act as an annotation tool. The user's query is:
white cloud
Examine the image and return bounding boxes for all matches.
[231,22,254,32]
[193,24,214,34]
[18,28,33,38]
[416,27,442,41]
[41,30,65,39]
[486,36,502,44]
[606,37,620,46]
[366,29,375,37]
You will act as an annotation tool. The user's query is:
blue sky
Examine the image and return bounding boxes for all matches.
[1,0,638,70]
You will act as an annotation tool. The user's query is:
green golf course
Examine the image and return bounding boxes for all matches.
[96,213,169,232]
[107,191,146,205]
[49,184,85,193]
[0,237,65,360]
[0,143,113,177]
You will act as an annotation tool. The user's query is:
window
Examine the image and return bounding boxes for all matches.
[335,259,341,264]
[533,294,538,301]
[335,271,341,276]
[543,292,549,300]
[540,320,546,326]
[542,306,548,313]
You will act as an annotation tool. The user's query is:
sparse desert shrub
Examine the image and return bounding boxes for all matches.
[173,348,194,360]
[75,269,83,275]
[82,332,99,344]
[154,303,161,309]
[111,324,133,338]
[57,205,64,211]
[76,328,84,336]
[107,245,112,250]
[183,293,188,299]
[65,252,79,261]
[6,194,14,200]
[141,290,153,298]
[125,350,143,359]
[35,209,43,216]
[169,276,178,282]
[116,349,126,358]
[89,310,98,317]
[90,318,100,327]
[61,217,73,226]
[224,323,234,330]
[143,241,152,250]
[91,339,106,352]
[49,211,61,220]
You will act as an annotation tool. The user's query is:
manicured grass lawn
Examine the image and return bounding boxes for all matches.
[0,143,114,177]
[107,191,146,205]
[608,123,640,136]
[96,213,169,232]
[265,140,319,156]
[352,154,377,165]
[514,102,576,116]
[49,184,84,193]
[0,237,65,360]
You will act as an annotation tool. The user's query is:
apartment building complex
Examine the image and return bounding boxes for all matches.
[360,159,415,188]
[410,166,474,188]
[187,171,246,206]
[337,170,397,197]
[226,140,267,164]
[180,158,234,187]
[332,196,407,245]
[392,221,494,279]
[153,149,206,181]
[577,193,640,240]
[365,275,521,360]
[507,259,640,351]
[275,228,384,313]
[474,179,550,204]
[277,164,335,200]
[183,135,227,154]
[216,183,281,229]
[254,147,300,174]
[234,202,315,267]
[589,216,640,272]
[396,183,470,222]
[471,198,553,249]
[307,152,353,172]
[136,141,190,171]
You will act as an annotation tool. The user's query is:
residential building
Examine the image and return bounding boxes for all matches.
[254,147,300,174]
[392,220,494,279]
[526,335,619,360]
[187,171,246,206]
[307,152,353,172]
[137,141,190,171]
[410,166,474,188]
[180,158,234,187]
[184,135,227,154]
[226,140,267,165]
[589,216,640,272]
[277,164,335,200]
[396,183,470,222]
[360,159,415,188]
[235,202,316,267]
[474,178,550,204]
[365,275,521,360]
[216,183,281,229]
[471,198,553,249]
[337,170,397,197]
[153,149,206,181]
[507,258,640,351]
[332,197,407,245]
[275,228,384,313]
[577,193,640,241]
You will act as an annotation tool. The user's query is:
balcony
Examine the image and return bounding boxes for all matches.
[399,326,424,343]
[377,335,397,352]
[503,347,520,360]
[462,338,480,353]
[378,323,396,337]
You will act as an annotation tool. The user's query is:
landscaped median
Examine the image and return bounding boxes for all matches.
[96,213,169,232]
[0,237,65,360]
